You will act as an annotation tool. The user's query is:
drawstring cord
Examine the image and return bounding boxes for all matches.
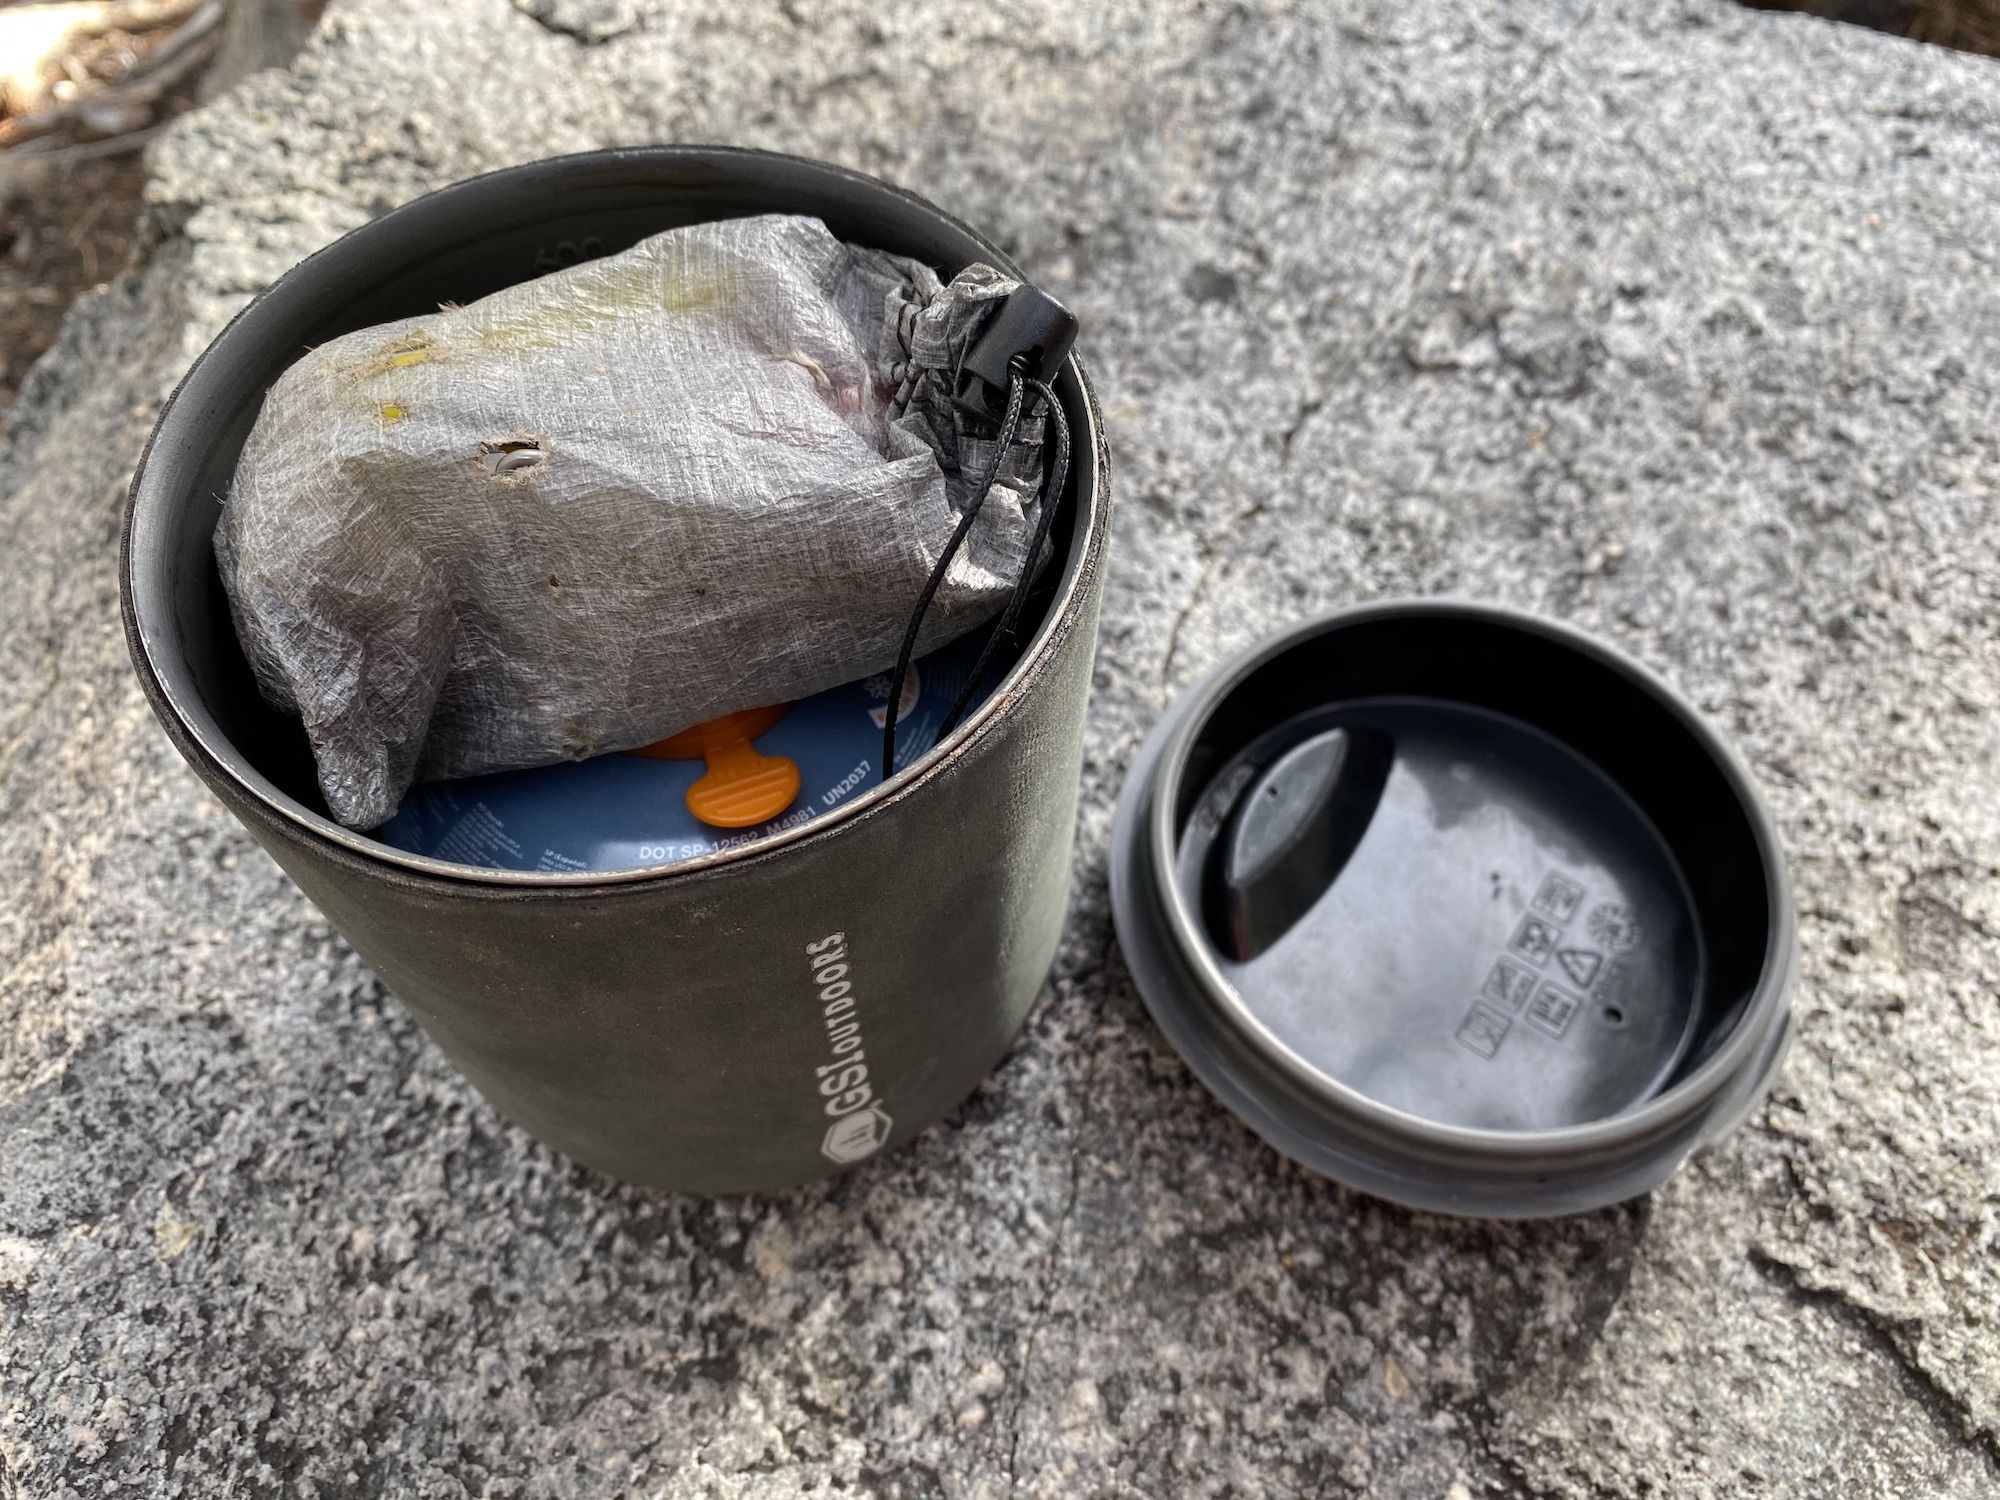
[936,375,1070,740]
[880,363,1071,781]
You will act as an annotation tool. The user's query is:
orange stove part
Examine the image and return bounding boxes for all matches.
[629,704,801,829]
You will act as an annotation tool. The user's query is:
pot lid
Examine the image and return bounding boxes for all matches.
[1108,600,1795,1217]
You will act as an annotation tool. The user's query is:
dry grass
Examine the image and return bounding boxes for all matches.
[0,0,222,414]
[1906,0,2000,52]
[1746,0,2000,55]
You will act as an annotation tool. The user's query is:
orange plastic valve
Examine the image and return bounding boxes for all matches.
[629,704,801,829]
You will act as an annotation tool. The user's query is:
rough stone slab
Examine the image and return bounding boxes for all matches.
[3,0,1998,1495]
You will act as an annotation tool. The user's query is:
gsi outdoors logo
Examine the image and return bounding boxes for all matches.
[803,932,893,1164]
[822,1104,894,1164]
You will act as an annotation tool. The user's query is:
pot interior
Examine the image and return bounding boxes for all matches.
[128,150,1095,857]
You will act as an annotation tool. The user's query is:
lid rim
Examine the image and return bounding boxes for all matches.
[1120,597,1796,1177]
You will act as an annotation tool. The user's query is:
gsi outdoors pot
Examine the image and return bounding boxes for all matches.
[123,147,1109,1193]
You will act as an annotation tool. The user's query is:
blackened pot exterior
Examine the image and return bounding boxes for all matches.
[122,149,1110,1192]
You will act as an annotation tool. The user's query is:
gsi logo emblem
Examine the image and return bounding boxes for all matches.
[821,1104,894,1164]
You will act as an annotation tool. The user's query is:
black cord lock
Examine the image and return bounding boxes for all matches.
[954,282,1079,419]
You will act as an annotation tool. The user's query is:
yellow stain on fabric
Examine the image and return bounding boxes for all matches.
[477,265,734,351]
[348,333,436,380]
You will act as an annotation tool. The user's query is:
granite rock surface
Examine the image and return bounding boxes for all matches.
[2,1,1997,1495]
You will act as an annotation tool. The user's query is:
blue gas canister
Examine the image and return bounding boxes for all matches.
[374,632,1002,874]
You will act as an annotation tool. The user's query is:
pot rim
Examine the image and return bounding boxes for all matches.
[122,145,1107,891]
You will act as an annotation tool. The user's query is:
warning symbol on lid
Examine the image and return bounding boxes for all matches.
[1456,1002,1513,1060]
[1509,914,1560,966]
[1556,947,1603,990]
[1532,872,1585,924]
[1588,902,1643,953]
[1527,983,1583,1039]
[1483,958,1539,1012]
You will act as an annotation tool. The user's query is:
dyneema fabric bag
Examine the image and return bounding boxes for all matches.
[216,214,1049,827]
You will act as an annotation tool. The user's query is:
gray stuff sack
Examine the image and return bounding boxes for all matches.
[215,214,1048,828]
